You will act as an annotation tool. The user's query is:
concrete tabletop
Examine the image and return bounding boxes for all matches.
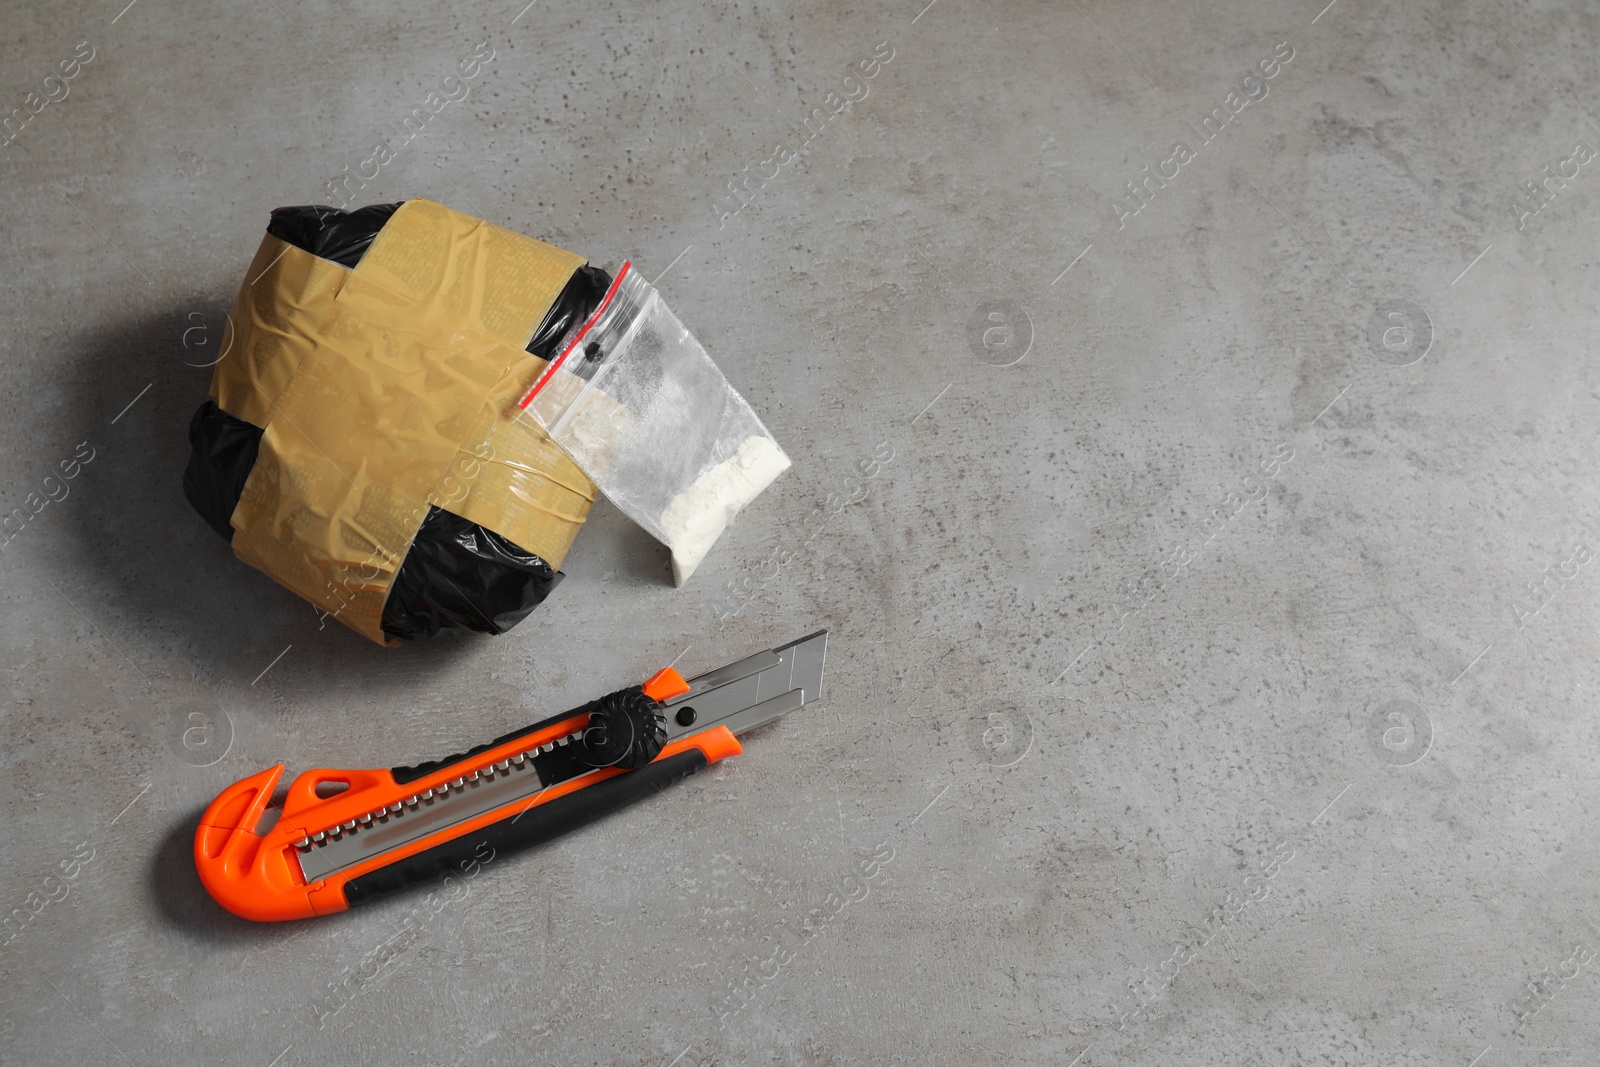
[2,1,1597,1064]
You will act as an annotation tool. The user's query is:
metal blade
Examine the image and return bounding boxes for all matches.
[665,630,828,740]
[664,650,781,705]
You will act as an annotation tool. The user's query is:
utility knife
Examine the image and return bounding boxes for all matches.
[194,631,827,921]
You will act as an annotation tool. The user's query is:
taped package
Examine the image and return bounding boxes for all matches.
[183,200,612,645]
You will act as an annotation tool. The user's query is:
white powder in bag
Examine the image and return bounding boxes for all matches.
[661,435,791,586]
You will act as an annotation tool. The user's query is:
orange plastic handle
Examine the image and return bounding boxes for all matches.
[194,672,732,922]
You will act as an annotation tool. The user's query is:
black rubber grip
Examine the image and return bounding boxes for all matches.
[391,686,664,786]
[391,706,588,785]
[343,747,709,908]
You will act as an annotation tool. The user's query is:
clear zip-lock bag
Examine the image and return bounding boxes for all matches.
[518,263,790,585]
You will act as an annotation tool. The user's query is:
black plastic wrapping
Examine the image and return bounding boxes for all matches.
[380,506,562,641]
[265,203,403,269]
[183,202,610,641]
[182,400,262,541]
[526,263,613,359]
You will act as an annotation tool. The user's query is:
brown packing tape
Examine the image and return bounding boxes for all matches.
[211,236,350,429]
[217,200,596,645]
[445,367,597,571]
[524,365,635,480]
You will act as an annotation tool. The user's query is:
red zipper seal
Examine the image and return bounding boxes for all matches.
[517,260,633,410]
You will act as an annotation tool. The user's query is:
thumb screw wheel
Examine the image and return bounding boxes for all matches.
[578,687,668,769]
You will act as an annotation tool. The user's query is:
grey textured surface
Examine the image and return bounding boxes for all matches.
[2,0,1598,1064]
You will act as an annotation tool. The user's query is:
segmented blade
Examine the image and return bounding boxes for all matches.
[294,725,590,882]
